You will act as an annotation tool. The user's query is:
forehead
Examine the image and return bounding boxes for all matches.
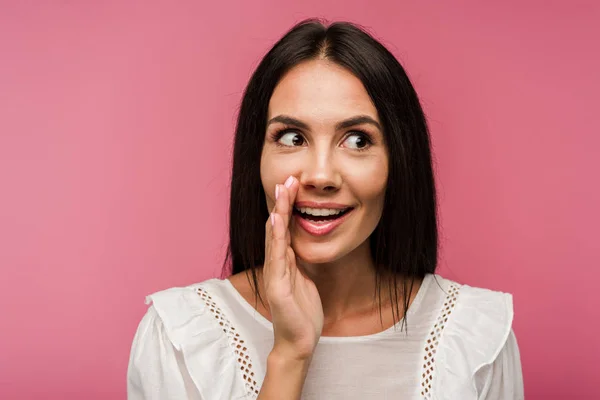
[267,59,379,123]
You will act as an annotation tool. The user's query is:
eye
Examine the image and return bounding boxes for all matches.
[342,132,371,150]
[278,131,305,147]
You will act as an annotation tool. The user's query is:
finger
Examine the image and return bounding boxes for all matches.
[285,176,300,210]
[286,246,297,290]
[269,212,288,280]
[277,176,299,231]
[264,203,277,279]
[265,179,294,281]
[275,183,290,226]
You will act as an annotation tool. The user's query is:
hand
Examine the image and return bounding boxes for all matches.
[264,176,324,361]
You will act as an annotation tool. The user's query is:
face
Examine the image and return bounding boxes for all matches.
[260,59,389,264]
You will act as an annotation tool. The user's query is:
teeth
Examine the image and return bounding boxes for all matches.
[297,207,346,216]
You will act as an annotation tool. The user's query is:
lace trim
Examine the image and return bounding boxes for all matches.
[421,282,461,398]
[196,287,259,397]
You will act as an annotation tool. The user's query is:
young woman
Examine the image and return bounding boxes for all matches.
[127,19,524,399]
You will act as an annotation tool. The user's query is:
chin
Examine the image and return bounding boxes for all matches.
[292,240,346,265]
[296,254,336,265]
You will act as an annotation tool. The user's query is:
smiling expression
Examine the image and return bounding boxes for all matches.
[260,59,389,264]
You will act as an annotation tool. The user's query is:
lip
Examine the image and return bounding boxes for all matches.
[294,207,354,237]
[294,201,351,209]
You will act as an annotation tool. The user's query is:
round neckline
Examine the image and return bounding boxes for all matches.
[222,273,433,342]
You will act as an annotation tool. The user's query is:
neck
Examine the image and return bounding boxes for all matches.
[297,241,387,325]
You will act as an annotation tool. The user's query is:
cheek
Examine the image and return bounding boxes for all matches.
[260,151,298,208]
[343,156,388,206]
[259,162,275,210]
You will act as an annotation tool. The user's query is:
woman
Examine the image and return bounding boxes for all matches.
[127,19,524,399]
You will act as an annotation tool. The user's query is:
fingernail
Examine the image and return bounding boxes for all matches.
[270,213,275,226]
[275,184,280,200]
[284,176,294,188]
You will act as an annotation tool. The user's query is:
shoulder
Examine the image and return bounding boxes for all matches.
[432,274,514,343]
[129,277,252,399]
[140,278,229,350]
[431,274,514,332]
[429,274,523,399]
[423,274,514,350]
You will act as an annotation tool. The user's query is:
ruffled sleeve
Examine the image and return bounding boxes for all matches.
[127,284,251,400]
[127,305,200,399]
[474,330,524,399]
[432,284,524,400]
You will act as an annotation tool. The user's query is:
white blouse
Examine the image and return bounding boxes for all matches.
[127,274,524,399]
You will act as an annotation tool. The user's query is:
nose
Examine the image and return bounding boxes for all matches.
[299,148,341,192]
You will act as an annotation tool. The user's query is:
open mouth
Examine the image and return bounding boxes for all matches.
[291,204,354,236]
[293,207,353,222]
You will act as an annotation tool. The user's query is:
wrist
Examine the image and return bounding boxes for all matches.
[268,348,313,369]
[258,350,312,399]
[267,339,314,365]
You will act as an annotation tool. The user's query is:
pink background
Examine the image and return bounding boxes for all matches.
[1,1,598,399]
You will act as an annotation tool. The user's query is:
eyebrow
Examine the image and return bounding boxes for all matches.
[267,114,382,131]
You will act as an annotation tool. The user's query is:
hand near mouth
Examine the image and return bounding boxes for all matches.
[263,176,324,363]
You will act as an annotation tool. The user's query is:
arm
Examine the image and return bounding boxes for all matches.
[475,329,524,400]
[257,176,324,399]
[257,352,312,400]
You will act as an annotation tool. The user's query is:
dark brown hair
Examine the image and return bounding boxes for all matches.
[222,18,438,329]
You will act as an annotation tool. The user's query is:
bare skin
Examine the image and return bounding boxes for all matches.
[229,179,422,400]
[229,267,421,338]
[228,59,423,399]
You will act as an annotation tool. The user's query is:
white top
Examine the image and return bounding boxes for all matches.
[127,274,524,399]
